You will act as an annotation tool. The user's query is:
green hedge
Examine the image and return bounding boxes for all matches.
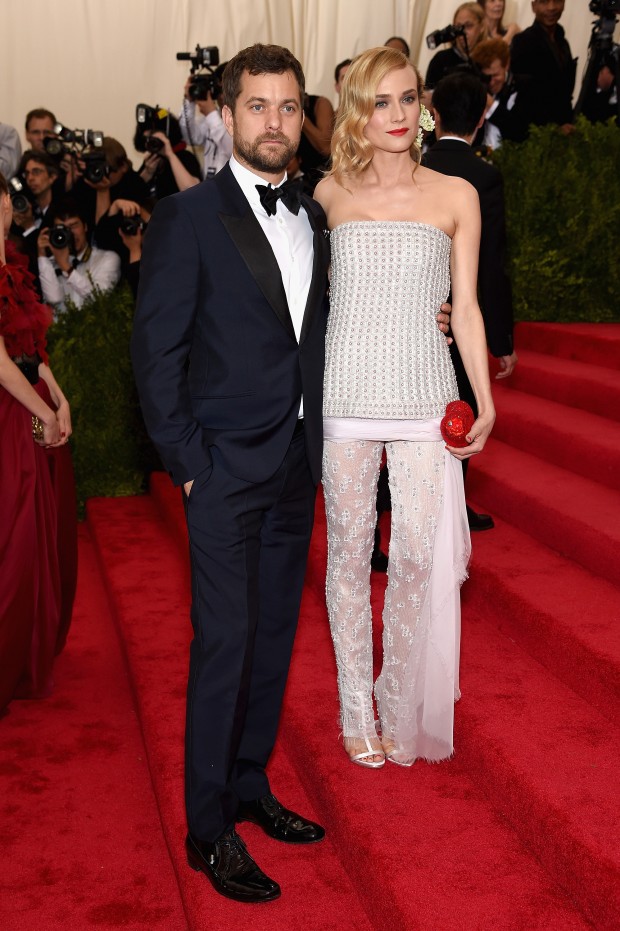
[47,283,158,512]
[492,116,620,322]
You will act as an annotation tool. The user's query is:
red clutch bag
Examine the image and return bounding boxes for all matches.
[440,400,475,448]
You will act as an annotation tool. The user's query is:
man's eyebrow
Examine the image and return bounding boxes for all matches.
[244,96,300,105]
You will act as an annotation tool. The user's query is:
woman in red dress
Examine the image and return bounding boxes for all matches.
[0,172,76,711]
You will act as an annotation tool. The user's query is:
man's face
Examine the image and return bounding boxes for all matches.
[222,69,304,180]
[483,57,508,96]
[25,116,55,152]
[55,216,87,253]
[23,160,55,197]
[531,0,565,29]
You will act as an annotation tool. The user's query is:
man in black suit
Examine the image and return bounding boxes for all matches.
[425,71,517,531]
[131,44,329,904]
[510,0,576,130]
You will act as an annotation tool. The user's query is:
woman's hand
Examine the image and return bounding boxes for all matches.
[37,414,61,447]
[446,409,495,460]
[53,398,72,443]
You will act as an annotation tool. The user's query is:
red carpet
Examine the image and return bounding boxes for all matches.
[2,322,619,929]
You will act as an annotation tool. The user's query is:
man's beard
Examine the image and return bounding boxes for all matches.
[235,132,298,174]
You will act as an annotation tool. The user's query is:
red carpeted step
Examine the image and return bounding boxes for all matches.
[457,589,620,930]
[462,518,620,721]
[280,584,593,931]
[466,438,620,586]
[491,386,620,484]
[500,348,620,422]
[86,494,375,931]
[516,322,620,370]
[0,525,187,931]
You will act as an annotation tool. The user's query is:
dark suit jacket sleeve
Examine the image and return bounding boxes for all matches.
[478,173,514,357]
[131,193,212,485]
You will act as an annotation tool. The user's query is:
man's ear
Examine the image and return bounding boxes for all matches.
[222,105,234,138]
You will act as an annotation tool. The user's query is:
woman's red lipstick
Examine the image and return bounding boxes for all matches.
[387,128,408,136]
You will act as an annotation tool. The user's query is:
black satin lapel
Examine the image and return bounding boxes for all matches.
[299,200,330,345]
[219,210,296,341]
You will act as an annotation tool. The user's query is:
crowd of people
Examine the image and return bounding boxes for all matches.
[0,0,617,906]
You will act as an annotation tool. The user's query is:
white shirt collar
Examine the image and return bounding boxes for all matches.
[439,135,471,145]
[229,154,288,216]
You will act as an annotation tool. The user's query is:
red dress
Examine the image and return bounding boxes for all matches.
[0,243,77,711]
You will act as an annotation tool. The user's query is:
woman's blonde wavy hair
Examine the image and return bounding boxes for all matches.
[328,46,424,183]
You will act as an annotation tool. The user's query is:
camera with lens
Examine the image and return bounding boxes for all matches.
[188,72,222,102]
[135,104,172,154]
[81,150,109,183]
[426,24,465,50]
[44,136,70,160]
[8,176,31,214]
[49,224,74,251]
[119,214,145,235]
[177,44,222,101]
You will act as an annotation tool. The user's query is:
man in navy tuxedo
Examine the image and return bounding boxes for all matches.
[131,44,329,904]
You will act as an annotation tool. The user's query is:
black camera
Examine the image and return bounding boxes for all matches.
[426,24,465,50]
[177,45,219,68]
[177,45,222,101]
[44,136,69,159]
[8,177,31,214]
[49,225,74,250]
[145,135,165,154]
[119,215,144,235]
[53,124,104,148]
[81,150,109,183]
[188,73,222,102]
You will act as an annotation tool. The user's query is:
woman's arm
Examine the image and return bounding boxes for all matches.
[447,181,495,459]
[0,334,61,445]
[38,362,72,441]
[301,96,335,158]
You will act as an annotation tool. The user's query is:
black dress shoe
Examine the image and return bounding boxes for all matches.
[467,505,495,532]
[186,829,280,903]
[237,793,325,844]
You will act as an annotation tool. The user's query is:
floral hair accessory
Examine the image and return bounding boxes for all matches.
[416,104,435,149]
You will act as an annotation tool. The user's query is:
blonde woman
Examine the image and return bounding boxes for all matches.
[478,0,521,44]
[314,47,494,768]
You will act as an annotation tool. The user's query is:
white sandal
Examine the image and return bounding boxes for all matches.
[344,735,386,769]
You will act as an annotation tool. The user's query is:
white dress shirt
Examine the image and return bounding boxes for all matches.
[38,245,121,317]
[229,155,314,416]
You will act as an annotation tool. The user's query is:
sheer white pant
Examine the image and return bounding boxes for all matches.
[322,435,469,763]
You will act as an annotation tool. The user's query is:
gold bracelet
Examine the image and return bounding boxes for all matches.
[32,416,45,442]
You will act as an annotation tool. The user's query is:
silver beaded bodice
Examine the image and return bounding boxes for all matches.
[323,221,459,420]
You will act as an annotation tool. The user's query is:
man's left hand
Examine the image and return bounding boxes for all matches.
[437,301,453,344]
[495,351,518,379]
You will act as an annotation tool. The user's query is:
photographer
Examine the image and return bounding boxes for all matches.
[426,2,486,90]
[71,137,149,231]
[471,38,538,142]
[135,108,201,200]
[179,66,232,179]
[25,109,80,195]
[37,201,120,317]
[94,197,150,297]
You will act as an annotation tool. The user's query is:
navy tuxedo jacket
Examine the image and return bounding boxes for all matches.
[132,163,330,486]
[424,139,513,358]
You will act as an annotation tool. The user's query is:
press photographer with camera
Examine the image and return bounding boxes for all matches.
[93,197,151,298]
[471,38,538,142]
[426,2,486,90]
[37,200,120,316]
[134,106,202,198]
[71,136,149,231]
[25,110,81,195]
[180,73,232,179]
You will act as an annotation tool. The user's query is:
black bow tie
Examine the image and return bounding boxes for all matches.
[255,179,304,216]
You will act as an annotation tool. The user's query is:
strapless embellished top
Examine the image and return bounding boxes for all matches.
[323,221,459,420]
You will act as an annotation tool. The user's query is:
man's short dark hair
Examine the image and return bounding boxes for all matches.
[25,108,56,130]
[222,44,305,112]
[49,199,88,227]
[335,58,352,84]
[20,149,60,176]
[432,71,487,136]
